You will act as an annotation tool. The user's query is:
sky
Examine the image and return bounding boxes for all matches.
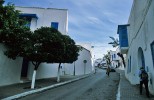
[5,0,133,59]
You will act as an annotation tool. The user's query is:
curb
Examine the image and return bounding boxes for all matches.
[116,73,121,100]
[2,74,91,100]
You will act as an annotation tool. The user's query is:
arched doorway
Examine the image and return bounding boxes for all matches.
[138,47,145,68]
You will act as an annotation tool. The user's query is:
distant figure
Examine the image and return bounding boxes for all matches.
[139,67,150,98]
[94,68,97,74]
[106,67,110,76]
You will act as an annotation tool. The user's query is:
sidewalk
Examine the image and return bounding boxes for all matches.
[1,69,154,100]
[117,69,154,100]
[0,74,90,100]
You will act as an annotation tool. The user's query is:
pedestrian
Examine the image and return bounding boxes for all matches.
[139,67,150,98]
[106,66,110,76]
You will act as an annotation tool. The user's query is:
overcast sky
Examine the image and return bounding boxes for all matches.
[5,0,133,59]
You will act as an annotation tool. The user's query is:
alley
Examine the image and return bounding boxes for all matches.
[19,69,119,100]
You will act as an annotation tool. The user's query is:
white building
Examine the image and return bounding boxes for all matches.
[109,50,120,68]
[0,44,23,86]
[64,46,93,75]
[27,45,93,80]
[117,0,154,94]
[15,6,69,81]
[0,6,94,86]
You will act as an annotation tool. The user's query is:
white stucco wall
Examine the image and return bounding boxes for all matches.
[0,44,23,86]
[64,48,93,75]
[0,6,68,86]
[15,6,68,35]
[27,47,92,79]
[14,6,69,80]
[27,63,64,80]
[126,0,154,94]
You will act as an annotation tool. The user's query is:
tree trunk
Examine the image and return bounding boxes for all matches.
[31,61,40,89]
[84,63,86,75]
[31,70,36,89]
[117,53,125,68]
[57,63,61,82]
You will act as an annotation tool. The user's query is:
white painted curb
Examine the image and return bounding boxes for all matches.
[2,75,90,100]
[116,73,121,100]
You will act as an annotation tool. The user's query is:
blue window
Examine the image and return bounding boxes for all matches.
[151,41,154,67]
[19,14,38,29]
[25,18,31,28]
[129,56,131,73]
[51,22,59,30]
[114,54,116,58]
[127,59,129,73]
[127,56,131,73]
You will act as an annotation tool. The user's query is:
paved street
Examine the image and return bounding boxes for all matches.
[19,69,119,100]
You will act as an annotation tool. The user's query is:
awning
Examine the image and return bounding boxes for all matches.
[19,14,38,19]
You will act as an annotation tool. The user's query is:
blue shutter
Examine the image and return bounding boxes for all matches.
[51,22,59,30]
[151,41,154,67]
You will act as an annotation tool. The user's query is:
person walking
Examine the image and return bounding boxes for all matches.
[106,66,110,76]
[139,67,150,98]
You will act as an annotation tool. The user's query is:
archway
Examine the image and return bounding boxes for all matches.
[138,47,145,68]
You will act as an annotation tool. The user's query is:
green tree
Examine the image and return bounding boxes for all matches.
[0,1,28,44]
[103,51,111,66]
[22,27,79,88]
[0,1,80,88]
[56,34,80,82]
[0,0,31,59]
[108,36,119,47]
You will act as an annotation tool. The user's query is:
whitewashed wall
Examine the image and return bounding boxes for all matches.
[27,47,93,80]
[126,0,154,94]
[0,7,68,86]
[27,63,63,80]
[0,44,22,86]
[15,6,68,35]
[64,48,93,75]
[110,51,119,68]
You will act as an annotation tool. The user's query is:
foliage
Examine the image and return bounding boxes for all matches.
[19,27,80,69]
[103,51,111,65]
[0,1,32,59]
[117,52,125,67]
[60,35,80,63]
[108,36,119,48]
[108,36,126,68]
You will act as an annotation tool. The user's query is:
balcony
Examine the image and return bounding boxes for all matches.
[117,24,129,54]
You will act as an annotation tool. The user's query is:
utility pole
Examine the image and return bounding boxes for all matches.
[73,61,75,76]
[83,60,87,75]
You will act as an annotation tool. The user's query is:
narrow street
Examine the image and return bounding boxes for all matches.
[19,69,120,100]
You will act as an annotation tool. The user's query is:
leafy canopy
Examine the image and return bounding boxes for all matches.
[0,0,32,59]
[22,27,80,64]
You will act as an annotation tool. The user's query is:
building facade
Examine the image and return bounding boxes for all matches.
[118,0,154,94]
[16,6,68,34]
[63,47,93,76]
[0,6,94,86]
[110,50,120,68]
[0,6,68,86]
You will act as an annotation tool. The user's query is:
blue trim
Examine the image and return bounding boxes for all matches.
[127,59,129,73]
[51,22,59,30]
[129,56,131,73]
[151,41,154,67]
[117,25,129,48]
[19,14,38,19]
